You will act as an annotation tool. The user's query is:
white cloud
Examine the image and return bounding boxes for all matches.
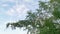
[2,4,8,7]
[6,4,29,16]
[0,0,16,2]
[6,9,15,16]
[24,0,32,2]
[24,0,30,2]
[16,5,28,14]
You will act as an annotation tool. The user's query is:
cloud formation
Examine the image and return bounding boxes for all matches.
[6,4,29,16]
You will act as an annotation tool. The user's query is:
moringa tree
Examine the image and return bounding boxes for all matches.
[6,0,60,34]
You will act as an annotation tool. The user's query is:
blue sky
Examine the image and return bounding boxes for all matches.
[0,0,39,34]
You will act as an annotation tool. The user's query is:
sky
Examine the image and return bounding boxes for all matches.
[0,0,39,34]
